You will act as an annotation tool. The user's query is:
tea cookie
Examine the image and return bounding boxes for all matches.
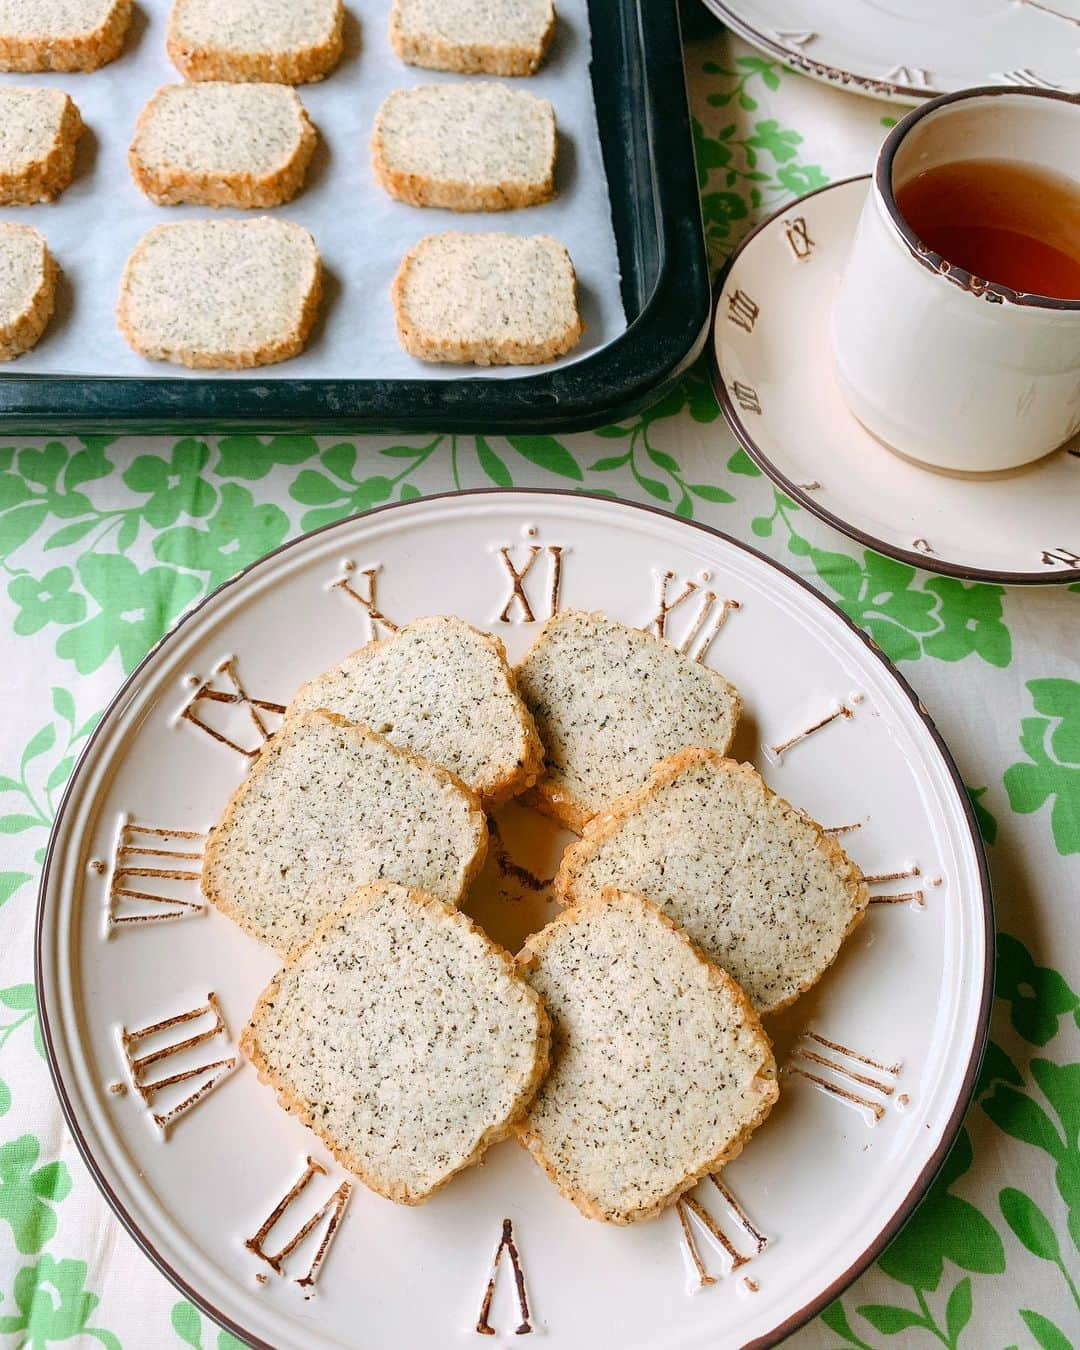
[0,223,57,360]
[202,710,488,956]
[515,610,742,832]
[167,0,344,84]
[130,84,316,208]
[390,0,555,76]
[373,82,556,211]
[0,0,131,72]
[392,232,582,365]
[243,882,550,1203]
[557,750,869,1014]
[0,88,83,205]
[288,615,545,809]
[517,889,778,1224]
[117,217,323,370]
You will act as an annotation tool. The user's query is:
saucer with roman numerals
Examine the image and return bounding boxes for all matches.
[712,176,1080,586]
[38,490,991,1350]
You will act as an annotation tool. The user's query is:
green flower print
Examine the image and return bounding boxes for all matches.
[775,162,830,196]
[802,545,937,664]
[8,570,85,638]
[171,1301,247,1349]
[0,986,42,1062]
[122,438,216,529]
[587,372,731,519]
[824,1131,1004,1349]
[0,1256,120,1348]
[692,60,830,262]
[1004,679,1080,855]
[691,115,732,189]
[289,441,409,531]
[996,934,1080,1047]
[1017,1308,1074,1350]
[0,1136,71,1254]
[0,986,42,1119]
[154,484,289,590]
[214,434,321,482]
[875,1129,1005,1292]
[54,554,202,676]
[921,578,1011,667]
[727,448,761,477]
[752,494,1013,668]
[1000,1187,1080,1314]
[700,188,748,239]
[966,786,998,845]
[980,1047,1080,1256]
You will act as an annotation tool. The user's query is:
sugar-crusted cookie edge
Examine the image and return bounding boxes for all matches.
[391,232,583,367]
[556,749,870,1014]
[0,226,58,361]
[166,0,344,84]
[116,218,324,369]
[0,92,83,204]
[370,88,556,212]
[388,1,556,76]
[129,85,317,208]
[514,887,778,1224]
[287,616,546,809]
[517,610,744,833]
[0,0,132,72]
[201,709,489,956]
[240,880,552,1204]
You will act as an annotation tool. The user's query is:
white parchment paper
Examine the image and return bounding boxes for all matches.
[0,0,625,379]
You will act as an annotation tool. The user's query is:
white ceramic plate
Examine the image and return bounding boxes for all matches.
[38,491,991,1350]
[699,0,1080,102]
[712,177,1080,585]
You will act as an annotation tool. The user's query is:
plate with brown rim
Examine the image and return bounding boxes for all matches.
[712,176,1080,586]
[698,0,1080,103]
[38,490,991,1349]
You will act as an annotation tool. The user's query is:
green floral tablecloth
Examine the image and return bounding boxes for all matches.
[1,14,1077,1349]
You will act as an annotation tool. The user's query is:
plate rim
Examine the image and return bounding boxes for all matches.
[710,174,1080,587]
[35,487,995,1350]
[696,0,935,103]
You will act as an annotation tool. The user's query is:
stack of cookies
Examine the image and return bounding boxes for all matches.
[207,610,867,1222]
[0,0,583,370]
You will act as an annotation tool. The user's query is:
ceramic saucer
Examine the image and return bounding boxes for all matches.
[699,0,1080,104]
[711,176,1080,585]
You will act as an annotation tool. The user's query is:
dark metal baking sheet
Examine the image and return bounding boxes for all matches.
[0,0,709,434]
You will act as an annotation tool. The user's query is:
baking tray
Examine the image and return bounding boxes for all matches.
[0,0,709,435]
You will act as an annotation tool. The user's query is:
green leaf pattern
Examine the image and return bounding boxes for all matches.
[0,26,1074,1350]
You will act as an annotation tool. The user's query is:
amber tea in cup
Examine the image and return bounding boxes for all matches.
[895,158,1080,301]
[831,87,1080,473]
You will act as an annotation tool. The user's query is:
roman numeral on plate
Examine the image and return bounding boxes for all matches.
[725,289,760,334]
[495,530,564,625]
[865,864,926,908]
[730,381,762,415]
[179,657,284,759]
[644,569,740,664]
[101,818,206,929]
[766,696,862,760]
[246,1156,352,1292]
[1041,547,1080,568]
[676,1175,768,1291]
[786,1030,903,1124]
[120,993,236,1133]
[783,216,814,260]
[475,1219,532,1336]
[332,561,399,640]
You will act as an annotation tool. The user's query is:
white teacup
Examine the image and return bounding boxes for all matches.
[831,87,1080,474]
